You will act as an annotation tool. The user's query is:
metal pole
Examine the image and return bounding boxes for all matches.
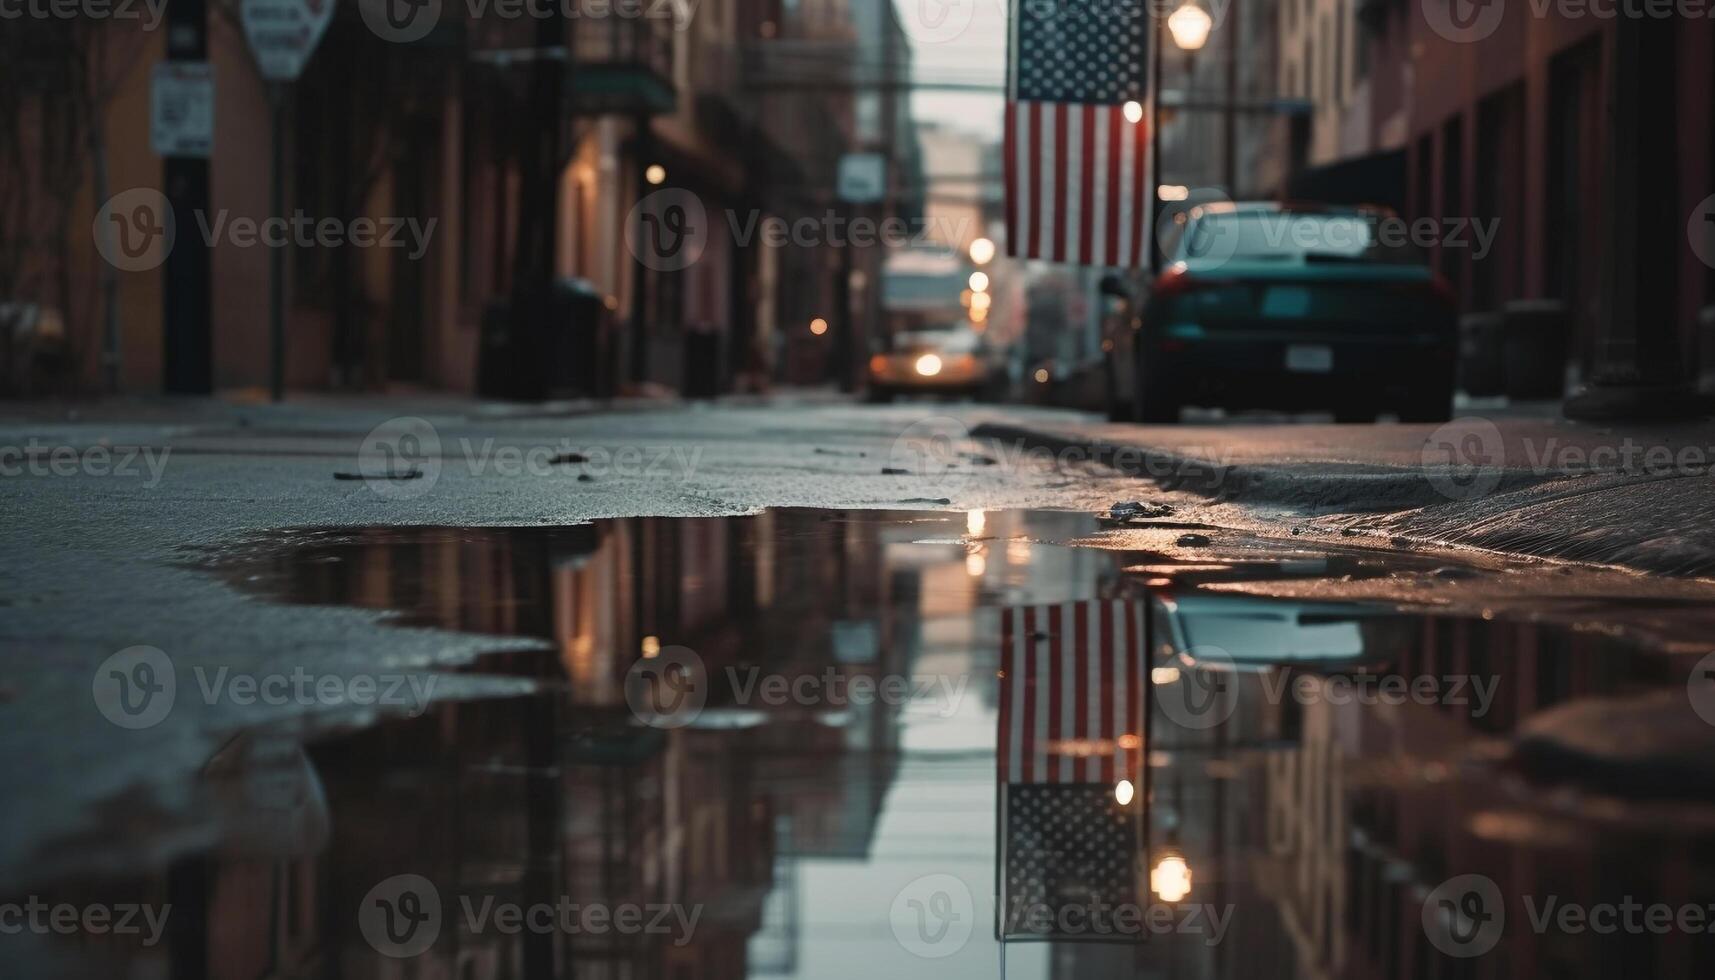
[163,0,212,395]
[1222,0,1237,195]
[834,222,854,392]
[630,114,651,384]
[269,85,286,403]
[1149,5,1165,274]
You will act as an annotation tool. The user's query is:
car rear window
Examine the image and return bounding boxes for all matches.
[1180,211,1427,265]
[896,329,980,353]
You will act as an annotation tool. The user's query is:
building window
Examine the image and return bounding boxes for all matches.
[1296,36,1310,102]
[1354,0,1371,83]
[1321,15,1332,105]
[1440,116,1466,295]
[1335,2,1346,104]
[1415,133,1433,224]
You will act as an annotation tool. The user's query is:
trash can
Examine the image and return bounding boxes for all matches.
[1458,311,1506,398]
[1701,305,1715,392]
[476,296,521,400]
[543,278,609,399]
[477,280,613,401]
[0,303,66,397]
[682,321,723,399]
[1502,299,1571,401]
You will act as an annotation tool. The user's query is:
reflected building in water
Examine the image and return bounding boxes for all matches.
[1141,582,1715,980]
[136,510,1099,980]
[21,517,1714,980]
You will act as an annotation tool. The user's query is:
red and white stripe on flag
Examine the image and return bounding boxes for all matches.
[998,600,1146,785]
[1004,102,1152,268]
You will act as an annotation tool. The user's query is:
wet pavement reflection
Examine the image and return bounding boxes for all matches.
[13,510,1715,978]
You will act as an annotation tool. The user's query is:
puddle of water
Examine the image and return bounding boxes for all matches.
[13,509,1715,978]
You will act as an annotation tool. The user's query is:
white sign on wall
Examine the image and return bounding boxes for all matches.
[150,62,214,158]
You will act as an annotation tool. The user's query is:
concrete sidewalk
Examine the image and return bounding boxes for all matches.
[0,387,849,425]
[972,412,1715,576]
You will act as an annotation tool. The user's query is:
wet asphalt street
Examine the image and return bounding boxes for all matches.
[3,400,1714,979]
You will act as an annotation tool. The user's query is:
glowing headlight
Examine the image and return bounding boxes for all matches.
[915,354,944,377]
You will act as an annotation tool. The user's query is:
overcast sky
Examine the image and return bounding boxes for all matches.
[895,0,1009,143]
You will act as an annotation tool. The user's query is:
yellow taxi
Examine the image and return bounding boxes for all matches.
[868,326,990,401]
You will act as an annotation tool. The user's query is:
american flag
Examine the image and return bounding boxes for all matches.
[996,601,1148,942]
[1005,1,1154,268]
[998,601,1146,784]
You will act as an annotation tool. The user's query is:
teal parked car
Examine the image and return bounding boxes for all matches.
[1128,202,1458,423]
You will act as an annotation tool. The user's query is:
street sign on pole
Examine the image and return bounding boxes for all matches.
[150,62,214,158]
[837,153,888,205]
[240,0,332,401]
[241,0,334,82]
[268,87,287,403]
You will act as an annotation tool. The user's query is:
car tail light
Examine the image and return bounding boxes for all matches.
[1429,274,1458,308]
[1390,274,1458,311]
[1151,263,1230,303]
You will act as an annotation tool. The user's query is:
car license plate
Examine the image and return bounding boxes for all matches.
[1286,345,1334,373]
[1261,286,1313,318]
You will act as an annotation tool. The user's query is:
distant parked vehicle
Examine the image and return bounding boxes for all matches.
[1123,202,1458,423]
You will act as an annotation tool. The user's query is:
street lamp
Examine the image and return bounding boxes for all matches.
[1165,0,1237,195]
[1166,3,1212,52]
[1151,850,1194,903]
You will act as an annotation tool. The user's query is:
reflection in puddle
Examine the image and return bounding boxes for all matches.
[16,510,1715,978]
